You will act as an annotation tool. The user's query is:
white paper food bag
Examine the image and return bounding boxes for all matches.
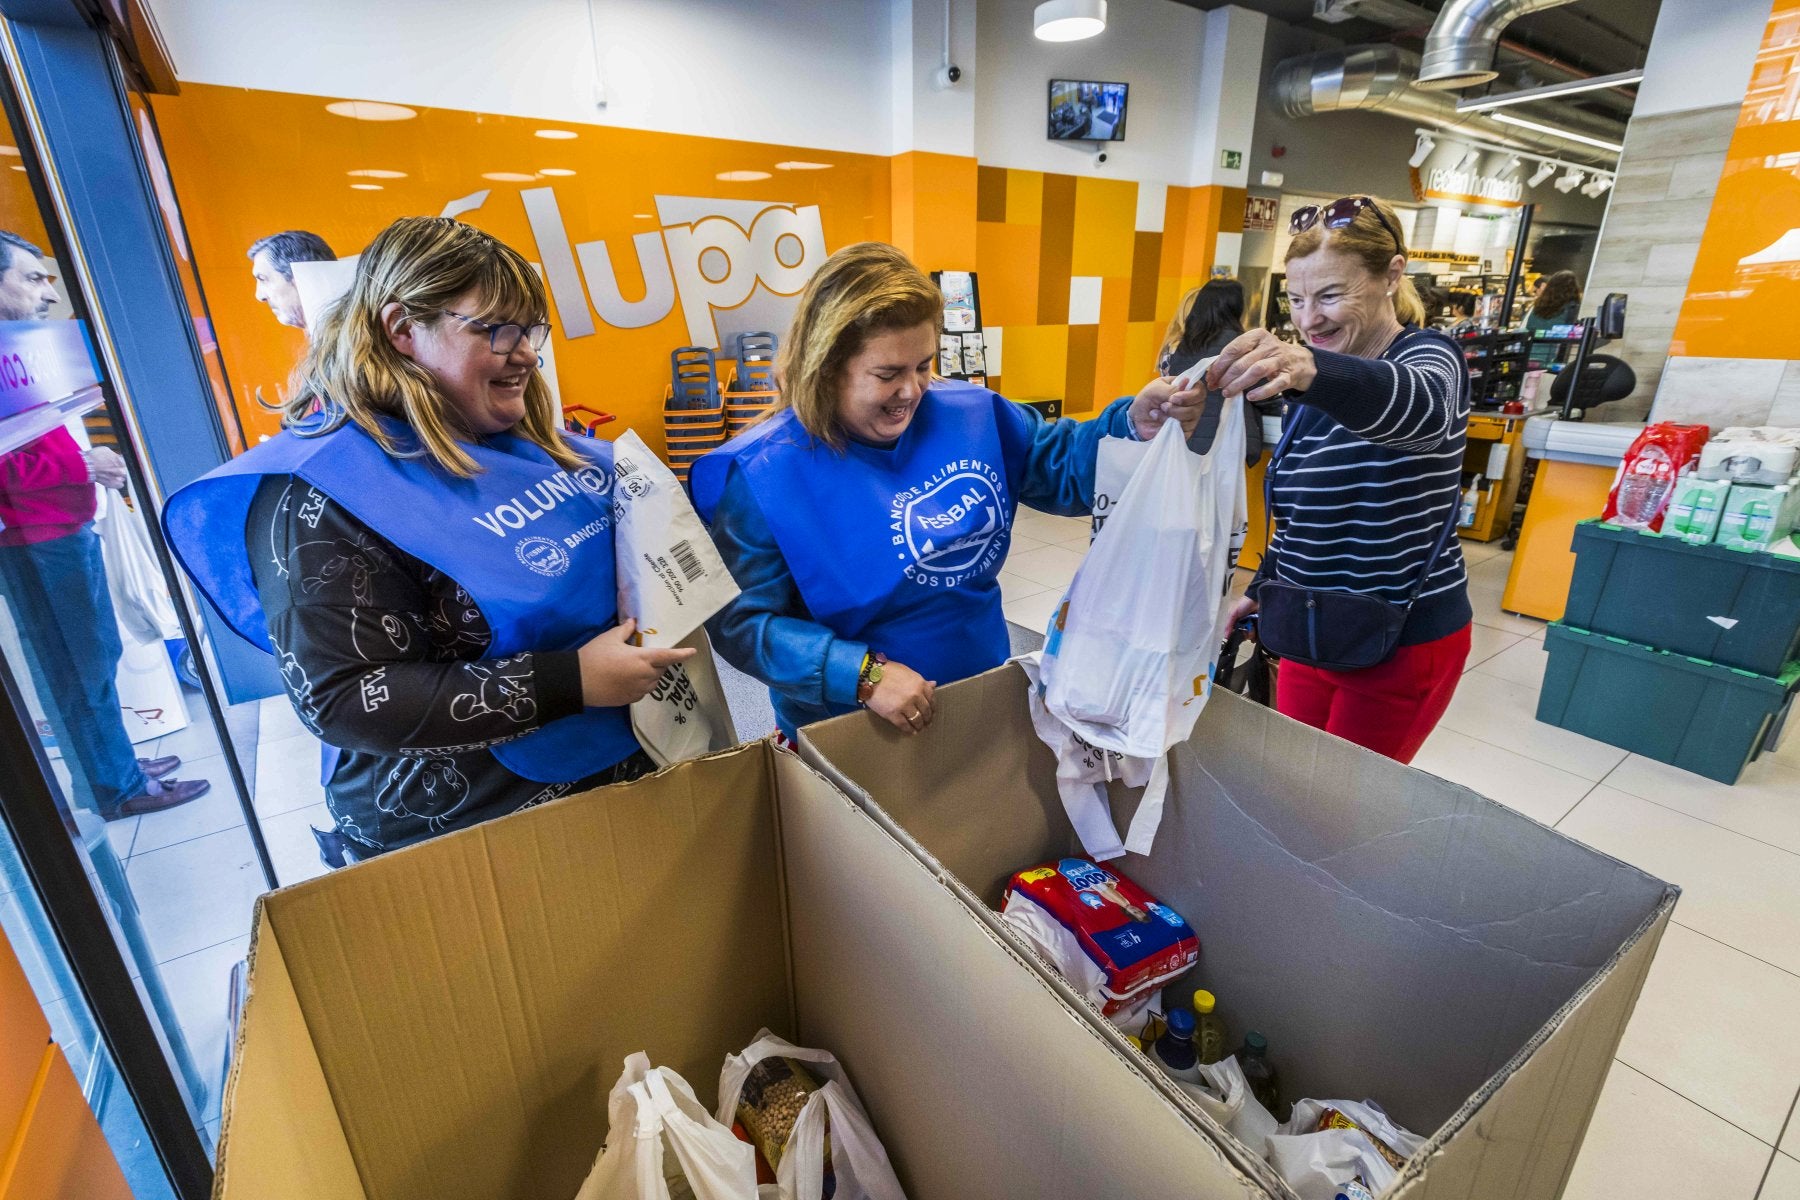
[613,429,740,648]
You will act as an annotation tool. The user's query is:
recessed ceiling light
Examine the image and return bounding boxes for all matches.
[715,170,772,182]
[775,161,834,171]
[535,129,578,140]
[325,100,418,122]
[481,172,539,182]
[9,166,23,173]
[632,213,654,220]
[539,168,577,177]
[1489,112,1622,155]
[350,183,384,191]
[348,168,407,179]
[0,146,19,156]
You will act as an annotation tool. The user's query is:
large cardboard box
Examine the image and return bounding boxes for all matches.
[801,667,1678,1200]
[214,742,1288,1200]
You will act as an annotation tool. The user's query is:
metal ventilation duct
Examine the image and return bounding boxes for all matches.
[1269,43,1623,161]
[1415,0,1577,90]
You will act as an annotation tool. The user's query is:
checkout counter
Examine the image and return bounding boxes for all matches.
[1502,415,1644,620]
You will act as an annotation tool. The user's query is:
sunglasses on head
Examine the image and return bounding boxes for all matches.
[1289,196,1404,259]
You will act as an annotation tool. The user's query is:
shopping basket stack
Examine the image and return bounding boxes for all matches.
[663,346,726,488]
[724,331,780,439]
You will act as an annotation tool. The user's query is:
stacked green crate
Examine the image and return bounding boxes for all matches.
[1535,520,1800,783]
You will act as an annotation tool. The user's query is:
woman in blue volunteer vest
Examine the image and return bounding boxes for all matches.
[164,217,692,857]
[692,242,1203,739]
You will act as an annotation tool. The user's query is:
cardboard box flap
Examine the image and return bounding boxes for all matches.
[259,747,793,1200]
[214,903,364,1200]
[768,751,1282,1200]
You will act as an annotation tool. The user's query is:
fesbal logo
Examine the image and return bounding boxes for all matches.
[523,188,828,350]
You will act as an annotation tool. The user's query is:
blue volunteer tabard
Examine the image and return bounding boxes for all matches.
[692,382,1018,692]
[162,418,638,782]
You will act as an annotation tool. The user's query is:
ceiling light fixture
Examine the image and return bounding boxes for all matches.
[1591,175,1614,194]
[775,161,835,171]
[324,100,418,121]
[535,129,579,140]
[1527,161,1557,187]
[1554,167,1586,193]
[0,146,20,156]
[347,169,407,179]
[1454,149,1481,173]
[1500,155,1523,177]
[350,183,384,191]
[539,168,577,176]
[1408,133,1436,169]
[1489,112,1623,154]
[481,172,539,182]
[1034,0,1106,42]
[715,170,772,182]
[1457,69,1646,114]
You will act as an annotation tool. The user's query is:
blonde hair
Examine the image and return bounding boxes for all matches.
[775,242,942,450]
[285,216,581,477]
[1285,197,1426,328]
[1160,287,1199,359]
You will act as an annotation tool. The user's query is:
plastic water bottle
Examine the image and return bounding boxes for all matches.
[1615,443,1675,528]
[1149,1007,1201,1083]
[1237,1031,1285,1119]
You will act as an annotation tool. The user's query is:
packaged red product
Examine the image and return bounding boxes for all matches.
[1001,858,1198,1013]
[1603,422,1710,532]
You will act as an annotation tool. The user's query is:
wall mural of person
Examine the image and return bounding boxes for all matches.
[248,229,336,331]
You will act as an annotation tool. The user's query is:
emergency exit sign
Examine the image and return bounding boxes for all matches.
[1221,149,1243,170]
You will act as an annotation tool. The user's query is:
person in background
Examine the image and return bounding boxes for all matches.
[1210,196,1472,765]
[0,229,208,819]
[1525,270,1581,365]
[693,241,1204,740]
[1158,278,1265,467]
[168,217,686,859]
[249,230,337,331]
[1441,291,1480,337]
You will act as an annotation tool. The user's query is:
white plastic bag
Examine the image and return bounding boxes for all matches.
[1032,398,1245,859]
[96,489,180,646]
[573,1053,757,1200]
[1015,653,1156,862]
[1264,1098,1424,1200]
[613,430,740,649]
[716,1031,907,1200]
[630,627,740,768]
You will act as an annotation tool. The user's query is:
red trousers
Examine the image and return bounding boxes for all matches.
[1274,624,1471,764]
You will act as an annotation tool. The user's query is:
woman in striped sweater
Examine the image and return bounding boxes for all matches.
[1210,196,1471,763]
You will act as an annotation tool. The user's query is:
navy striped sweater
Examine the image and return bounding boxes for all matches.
[1257,325,1473,647]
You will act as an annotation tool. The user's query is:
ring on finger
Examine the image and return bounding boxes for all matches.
[905,711,920,724]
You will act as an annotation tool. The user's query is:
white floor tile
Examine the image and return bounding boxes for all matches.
[105,814,140,859]
[1602,754,1800,857]
[1464,622,1525,669]
[1409,726,1596,826]
[151,934,248,1119]
[1474,636,1550,691]
[257,693,311,744]
[130,755,248,857]
[123,827,262,964]
[1435,671,1628,782]
[253,733,327,819]
[141,715,229,770]
[1468,591,1549,637]
[1616,923,1800,1144]
[1786,1109,1799,1159]
[1003,589,1062,640]
[1004,544,1087,591]
[1006,530,1049,553]
[258,801,335,889]
[1563,1061,1770,1200]
[1011,509,1069,542]
[1557,786,1800,977]
[1459,539,1506,566]
[1764,1153,1800,1200]
[998,570,1049,606]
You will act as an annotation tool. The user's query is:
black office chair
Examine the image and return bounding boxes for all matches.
[1549,354,1637,420]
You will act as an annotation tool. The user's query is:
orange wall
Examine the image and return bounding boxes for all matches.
[1668,0,1800,360]
[148,83,1244,448]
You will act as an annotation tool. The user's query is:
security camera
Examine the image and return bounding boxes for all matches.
[1094,148,1109,166]
[934,64,962,88]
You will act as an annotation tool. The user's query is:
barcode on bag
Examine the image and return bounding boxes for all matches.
[671,539,705,582]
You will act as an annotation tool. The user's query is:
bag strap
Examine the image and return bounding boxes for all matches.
[1265,412,1461,609]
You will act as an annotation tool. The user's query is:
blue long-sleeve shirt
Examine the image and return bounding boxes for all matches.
[706,392,1139,734]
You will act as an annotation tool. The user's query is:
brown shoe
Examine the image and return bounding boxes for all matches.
[138,755,181,780]
[107,778,211,820]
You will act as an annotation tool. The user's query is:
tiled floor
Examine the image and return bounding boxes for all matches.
[96,517,1800,1195]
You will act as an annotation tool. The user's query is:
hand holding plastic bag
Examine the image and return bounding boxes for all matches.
[717,1031,906,1200]
[574,1054,757,1200]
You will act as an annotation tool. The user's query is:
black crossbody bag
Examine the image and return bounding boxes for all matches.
[1254,418,1460,672]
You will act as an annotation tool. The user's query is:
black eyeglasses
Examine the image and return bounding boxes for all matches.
[1289,196,1404,258]
[440,310,551,355]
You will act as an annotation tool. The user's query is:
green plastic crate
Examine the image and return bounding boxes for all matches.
[1564,520,1800,676]
[1538,623,1798,784]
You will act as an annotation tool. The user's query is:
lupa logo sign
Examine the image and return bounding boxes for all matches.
[523,188,828,350]
[892,460,1009,587]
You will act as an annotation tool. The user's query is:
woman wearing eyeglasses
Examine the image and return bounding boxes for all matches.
[1210,196,1472,764]
[163,217,689,858]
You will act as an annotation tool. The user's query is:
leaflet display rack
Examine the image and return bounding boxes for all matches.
[931,270,987,389]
